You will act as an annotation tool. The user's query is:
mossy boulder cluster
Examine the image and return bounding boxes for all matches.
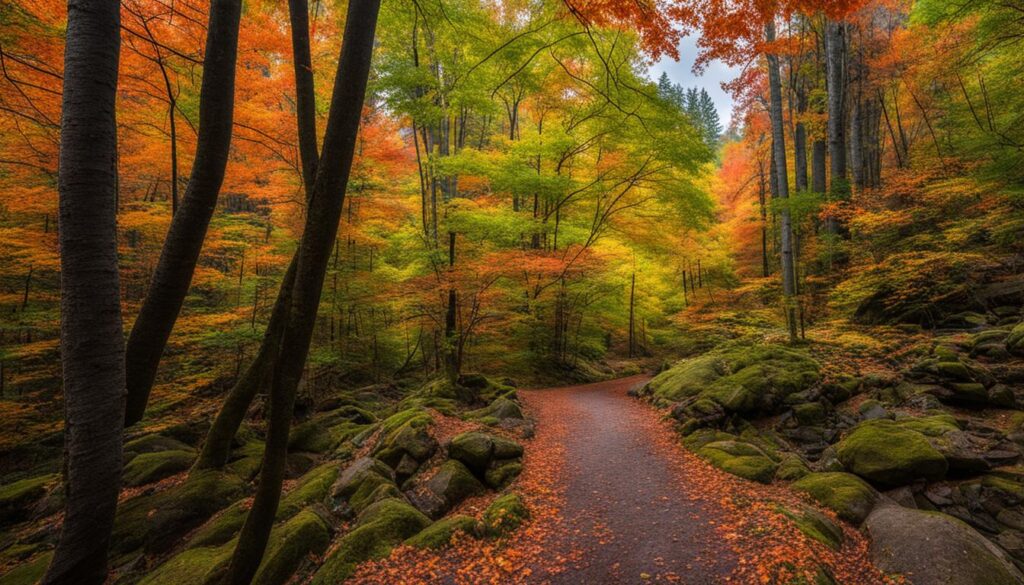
[0,375,534,585]
[642,329,1024,577]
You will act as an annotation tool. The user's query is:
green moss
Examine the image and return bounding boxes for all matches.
[123,434,194,461]
[897,414,959,437]
[112,470,247,558]
[187,500,249,548]
[374,410,436,467]
[334,457,399,515]
[836,420,948,487]
[427,460,486,506]
[252,510,331,585]
[404,515,478,549]
[139,542,233,585]
[484,461,523,489]
[311,498,430,584]
[791,472,879,524]
[448,431,522,474]
[649,344,820,414]
[122,450,194,487]
[698,441,778,484]
[481,493,529,538]
[0,474,56,525]
[778,506,844,550]
[0,552,53,585]
[775,454,811,481]
[277,463,338,520]
[793,402,827,425]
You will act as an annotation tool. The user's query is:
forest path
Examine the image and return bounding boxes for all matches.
[519,375,737,583]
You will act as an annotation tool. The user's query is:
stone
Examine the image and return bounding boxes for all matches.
[484,460,523,489]
[0,474,57,526]
[404,515,478,549]
[791,472,879,524]
[866,503,1024,585]
[480,493,529,538]
[697,440,778,484]
[121,450,194,487]
[425,460,486,508]
[836,420,948,487]
[447,431,522,476]
[252,509,332,585]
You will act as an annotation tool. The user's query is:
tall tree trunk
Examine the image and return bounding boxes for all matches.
[123,0,243,425]
[811,139,827,193]
[444,231,458,385]
[826,20,847,206]
[766,21,799,344]
[43,0,125,581]
[222,0,381,581]
[192,0,321,471]
[628,271,636,357]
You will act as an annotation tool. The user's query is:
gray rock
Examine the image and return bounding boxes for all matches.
[866,503,1024,585]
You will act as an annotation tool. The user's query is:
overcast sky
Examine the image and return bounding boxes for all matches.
[646,34,741,129]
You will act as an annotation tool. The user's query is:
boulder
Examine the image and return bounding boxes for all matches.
[791,472,879,525]
[404,515,478,549]
[484,460,523,489]
[425,460,486,509]
[0,474,57,526]
[778,505,844,550]
[1007,323,1024,357]
[836,420,948,487]
[697,440,777,484]
[252,509,332,585]
[121,450,194,487]
[139,542,232,585]
[866,503,1024,585]
[331,457,398,516]
[480,493,529,538]
[311,498,430,584]
[447,431,523,476]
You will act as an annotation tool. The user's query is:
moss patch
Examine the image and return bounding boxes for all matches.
[0,474,56,525]
[122,450,194,487]
[481,493,529,538]
[405,515,478,549]
[139,542,233,585]
[836,420,948,487]
[277,463,338,520]
[697,440,778,484]
[311,498,430,584]
[0,552,53,585]
[252,509,331,585]
[791,472,878,524]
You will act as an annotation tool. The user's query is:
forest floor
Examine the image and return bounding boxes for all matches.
[351,374,889,584]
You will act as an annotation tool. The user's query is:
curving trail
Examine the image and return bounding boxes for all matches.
[520,375,737,583]
[353,375,889,584]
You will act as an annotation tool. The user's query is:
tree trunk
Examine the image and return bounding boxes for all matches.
[444,231,458,385]
[826,20,847,203]
[222,0,381,581]
[811,139,827,194]
[628,272,636,358]
[193,0,320,471]
[766,22,798,344]
[123,0,243,426]
[43,0,125,581]
[794,82,809,192]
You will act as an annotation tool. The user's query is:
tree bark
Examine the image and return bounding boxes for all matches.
[826,20,847,201]
[193,0,321,471]
[122,0,242,426]
[43,0,125,581]
[222,0,381,580]
[766,21,799,344]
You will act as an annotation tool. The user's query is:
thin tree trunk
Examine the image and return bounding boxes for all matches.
[123,0,243,426]
[43,0,125,581]
[628,272,636,358]
[766,21,799,344]
[222,0,381,580]
[445,231,458,385]
[193,0,320,471]
[826,20,847,207]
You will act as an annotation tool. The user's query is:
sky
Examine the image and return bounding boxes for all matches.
[647,34,741,130]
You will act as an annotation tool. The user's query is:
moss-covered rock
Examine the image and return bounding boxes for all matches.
[311,498,430,584]
[1007,322,1024,356]
[331,457,398,516]
[139,542,233,585]
[277,463,338,520]
[791,472,879,524]
[111,470,247,557]
[252,509,331,585]
[775,454,811,481]
[0,474,57,525]
[697,440,778,484]
[778,505,844,550]
[448,431,522,475]
[373,411,436,469]
[648,344,820,414]
[480,493,529,538]
[836,420,948,487]
[123,433,194,462]
[0,552,53,585]
[187,500,250,548]
[121,449,194,487]
[484,460,523,489]
[426,460,486,508]
[404,515,478,549]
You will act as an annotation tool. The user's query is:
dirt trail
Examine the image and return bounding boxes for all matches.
[520,375,737,583]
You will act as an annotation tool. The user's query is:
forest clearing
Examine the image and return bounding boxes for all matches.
[3,0,1024,582]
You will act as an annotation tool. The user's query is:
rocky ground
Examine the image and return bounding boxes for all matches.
[639,300,1024,584]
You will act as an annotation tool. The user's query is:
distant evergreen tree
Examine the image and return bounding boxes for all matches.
[655,73,721,148]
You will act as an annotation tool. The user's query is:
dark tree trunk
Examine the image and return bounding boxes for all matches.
[794,82,809,192]
[222,0,381,581]
[122,0,242,426]
[628,272,636,357]
[766,22,798,343]
[826,20,847,198]
[811,139,827,194]
[444,231,458,385]
[193,0,321,471]
[43,0,125,581]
